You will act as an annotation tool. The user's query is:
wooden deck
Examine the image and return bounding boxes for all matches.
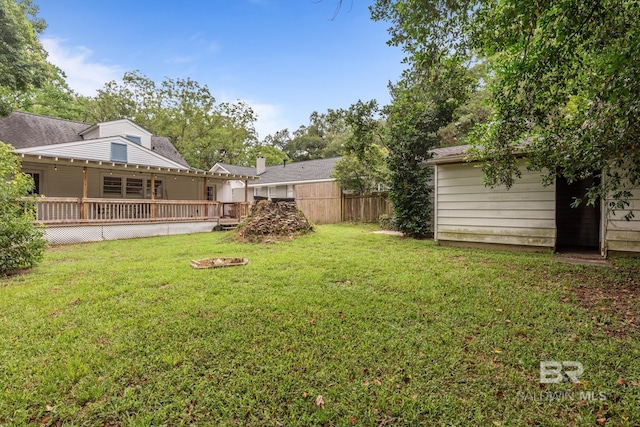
[30,197,249,225]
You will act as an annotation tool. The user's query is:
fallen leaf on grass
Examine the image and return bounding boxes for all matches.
[302,392,309,398]
[315,395,325,409]
[494,348,503,353]
[617,378,627,386]
[374,378,382,386]
[68,298,81,305]
[596,416,607,425]
[349,417,358,425]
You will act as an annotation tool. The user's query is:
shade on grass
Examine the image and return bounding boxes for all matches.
[0,225,639,426]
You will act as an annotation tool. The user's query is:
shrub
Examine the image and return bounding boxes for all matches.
[0,143,46,275]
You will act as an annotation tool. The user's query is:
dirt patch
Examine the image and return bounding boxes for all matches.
[572,284,640,337]
[235,200,314,243]
[372,230,403,236]
[191,258,248,269]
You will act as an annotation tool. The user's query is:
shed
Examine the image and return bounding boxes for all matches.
[429,145,640,256]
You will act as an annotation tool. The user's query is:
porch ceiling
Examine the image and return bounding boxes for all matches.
[18,152,259,182]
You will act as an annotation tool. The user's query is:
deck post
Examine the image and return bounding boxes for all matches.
[151,173,157,219]
[203,177,208,218]
[244,180,248,202]
[81,167,88,220]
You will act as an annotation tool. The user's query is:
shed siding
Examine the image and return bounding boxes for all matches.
[436,161,556,248]
[605,190,640,253]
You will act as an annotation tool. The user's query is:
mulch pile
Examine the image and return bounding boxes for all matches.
[235,200,314,243]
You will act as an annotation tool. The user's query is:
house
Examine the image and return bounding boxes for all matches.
[211,156,344,224]
[429,145,640,256]
[0,112,258,244]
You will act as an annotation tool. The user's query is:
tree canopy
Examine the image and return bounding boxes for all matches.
[79,71,261,169]
[0,0,56,116]
[371,0,640,213]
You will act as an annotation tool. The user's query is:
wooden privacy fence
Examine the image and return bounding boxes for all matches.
[294,181,393,224]
[295,182,342,224]
[342,194,393,223]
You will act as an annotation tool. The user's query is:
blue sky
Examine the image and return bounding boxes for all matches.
[37,0,406,139]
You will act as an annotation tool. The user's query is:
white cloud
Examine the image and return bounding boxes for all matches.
[250,102,293,139]
[42,37,124,96]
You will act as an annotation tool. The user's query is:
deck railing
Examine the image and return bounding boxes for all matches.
[29,197,249,225]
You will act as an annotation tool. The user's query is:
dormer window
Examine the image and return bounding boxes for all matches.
[125,135,142,145]
[111,142,128,162]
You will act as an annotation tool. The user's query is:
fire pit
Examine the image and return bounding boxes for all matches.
[190,257,248,269]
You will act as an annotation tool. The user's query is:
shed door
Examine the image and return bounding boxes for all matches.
[555,176,600,249]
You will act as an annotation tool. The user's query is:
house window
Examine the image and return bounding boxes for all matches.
[268,186,275,199]
[125,135,142,145]
[287,185,294,198]
[126,178,144,197]
[207,186,216,201]
[25,172,41,195]
[103,176,122,195]
[111,142,127,162]
[146,180,163,198]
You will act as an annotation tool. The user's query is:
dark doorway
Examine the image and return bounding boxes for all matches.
[555,176,601,250]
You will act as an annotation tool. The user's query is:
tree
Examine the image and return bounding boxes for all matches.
[0,143,46,275]
[82,71,259,169]
[331,100,390,194]
[371,0,640,214]
[276,111,347,161]
[0,0,56,116]
[384,62,472,237]
[18,66,85,120]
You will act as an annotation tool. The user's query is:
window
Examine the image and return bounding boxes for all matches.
[125,135,142,145]
[126,178,144,197]
[111,142,127,162]
[146,180,163,198]
[103,176,122,195]
[286,185,294,198]
[268,186,275,199]
[207,186,216,201]
[25,172,41,194]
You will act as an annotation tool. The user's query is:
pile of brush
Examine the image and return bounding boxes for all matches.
[235,200,314,243]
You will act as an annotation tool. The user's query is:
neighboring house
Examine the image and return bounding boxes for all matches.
[212,156,343,224]
[428,145,640,256]
[0,112,257,244]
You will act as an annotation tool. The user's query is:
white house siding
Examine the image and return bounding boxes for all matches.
[605,190,640,254]
[435,161,556,248]
[84,121,152,149]
[19,139,182,169]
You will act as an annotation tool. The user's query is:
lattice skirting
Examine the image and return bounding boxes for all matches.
[43,221,219,245]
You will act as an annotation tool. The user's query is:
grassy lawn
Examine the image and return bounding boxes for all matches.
[1,224,639,426]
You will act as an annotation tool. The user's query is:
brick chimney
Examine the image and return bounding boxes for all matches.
[256,156,266,175]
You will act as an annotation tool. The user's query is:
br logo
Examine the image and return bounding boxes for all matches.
[540,361,584,384]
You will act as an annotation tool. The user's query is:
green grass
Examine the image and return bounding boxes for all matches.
[1,224,639,426]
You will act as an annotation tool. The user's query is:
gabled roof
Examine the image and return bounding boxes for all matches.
[213,163,258,177]
[79,118,152,137]
[252,157,341,186]
[0,111,190,168]
[430,145,471,160]
[0,111,89,146]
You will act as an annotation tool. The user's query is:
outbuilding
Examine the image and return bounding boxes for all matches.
[429,145,639,256]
